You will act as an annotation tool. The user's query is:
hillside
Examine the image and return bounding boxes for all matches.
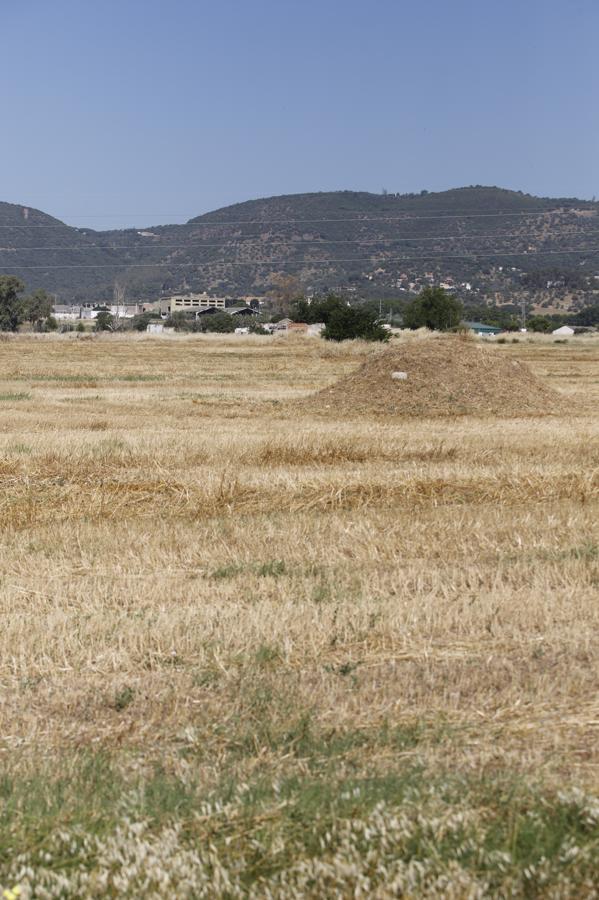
[1,187,599,305]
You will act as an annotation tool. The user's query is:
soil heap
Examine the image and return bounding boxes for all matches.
[307,336,569,417]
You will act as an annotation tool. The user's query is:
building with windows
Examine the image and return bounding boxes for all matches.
[159,293,226,316]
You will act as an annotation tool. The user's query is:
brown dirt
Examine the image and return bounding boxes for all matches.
[304,335,571,418]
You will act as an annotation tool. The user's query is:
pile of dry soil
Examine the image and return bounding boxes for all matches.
[306,336,569,417]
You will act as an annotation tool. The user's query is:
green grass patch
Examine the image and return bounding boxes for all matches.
[204,684,446,766]
[117,374,164,382]
[571,541,599,561]
[209,559,288,580]
[12,374,164,383]
[504,542,599,565]
[210,562,245,579]
[5,443,32,454]
[254,643,282,667]
[0,392,30,401]
[111,686,135,711]
[256,559,287,577]
[1,749,599,897]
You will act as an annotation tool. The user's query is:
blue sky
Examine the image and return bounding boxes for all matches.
[1,0,598,228]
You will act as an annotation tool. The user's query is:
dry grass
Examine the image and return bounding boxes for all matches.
[303,332,578,418]
[0,330,598,896]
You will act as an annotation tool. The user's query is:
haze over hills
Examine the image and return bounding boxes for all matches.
[1,186,598,307]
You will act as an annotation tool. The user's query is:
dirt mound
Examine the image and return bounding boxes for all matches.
[305,336,569,418]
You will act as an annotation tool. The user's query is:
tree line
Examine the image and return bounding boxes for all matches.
[2,272,597,340]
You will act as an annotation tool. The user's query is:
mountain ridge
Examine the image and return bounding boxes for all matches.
[1,186,598,306]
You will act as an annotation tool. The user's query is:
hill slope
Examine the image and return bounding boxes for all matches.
[1,187,598,303]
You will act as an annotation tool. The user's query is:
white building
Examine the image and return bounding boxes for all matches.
[79,303,143,319]
[552,325,575,337]
[53,305,81,320]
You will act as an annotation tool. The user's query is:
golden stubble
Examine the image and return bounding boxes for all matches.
[0,331,597,785]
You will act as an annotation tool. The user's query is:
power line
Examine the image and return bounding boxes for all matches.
[3,225,599,252]
[6,204,594,219]
[2,247,598,269]
[24,214,199,219]
[0,209,587,228]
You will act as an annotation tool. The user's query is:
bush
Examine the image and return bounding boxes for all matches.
[132,312,161,332]
[322,306,390,342]
[94,311,114,331]
[198,313,236,333]
[293,293,347,324]
[526,315,553,333]
[165,311,192,331]
[292,292,389,341]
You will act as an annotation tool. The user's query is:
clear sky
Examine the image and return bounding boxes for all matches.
[1,0,598,229]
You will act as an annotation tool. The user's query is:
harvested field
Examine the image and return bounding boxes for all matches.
[306,333,575,417]
[0,331,598,898]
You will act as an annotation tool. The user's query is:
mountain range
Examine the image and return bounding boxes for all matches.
[1,186,598,306]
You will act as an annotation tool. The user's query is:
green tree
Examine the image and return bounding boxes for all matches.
[0,276,25,332]
[570,302,599,326]
[322,305,389,342]
[200,312,236,333]
[267,273,303,316]
[461,304,519,332]
[403,287,463,331]
[22,289,53,329]
[526,315,553,333]
[293,293,347,324]
[95,310,114,331]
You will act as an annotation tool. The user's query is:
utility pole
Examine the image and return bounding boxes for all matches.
[521,296,526,331]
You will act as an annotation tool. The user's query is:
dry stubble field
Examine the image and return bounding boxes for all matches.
[0,331,598,897]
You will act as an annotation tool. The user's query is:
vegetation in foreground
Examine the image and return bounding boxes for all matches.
[0,332,597,896]
[3,742,599,897]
